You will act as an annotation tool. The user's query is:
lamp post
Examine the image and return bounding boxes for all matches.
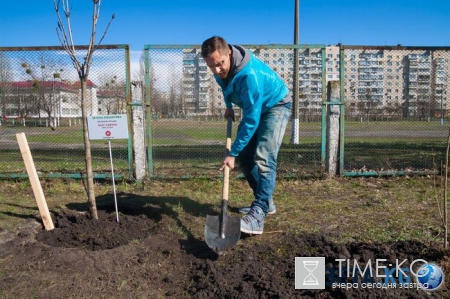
[291,0,300,144]
[53,72,61,127]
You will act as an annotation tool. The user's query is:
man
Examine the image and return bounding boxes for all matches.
[201,36,292,235]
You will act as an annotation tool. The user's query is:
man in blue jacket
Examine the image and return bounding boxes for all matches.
[201,36,292,235]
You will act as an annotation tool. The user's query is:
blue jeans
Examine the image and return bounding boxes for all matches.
[238,102,291,214]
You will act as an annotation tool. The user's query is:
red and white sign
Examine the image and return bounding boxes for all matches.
[87,114,129,140]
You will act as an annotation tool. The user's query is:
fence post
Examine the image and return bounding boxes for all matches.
[326,81,340,177]
[131,83,146,181]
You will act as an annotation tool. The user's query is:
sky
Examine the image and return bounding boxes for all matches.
[0,0,449,82]
[1,0,449,49]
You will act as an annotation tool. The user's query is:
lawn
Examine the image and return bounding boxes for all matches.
[0,175,446,244]
[0,119,448,178]
[0,175,449,298]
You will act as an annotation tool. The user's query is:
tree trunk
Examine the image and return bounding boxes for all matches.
[81,79,98,219]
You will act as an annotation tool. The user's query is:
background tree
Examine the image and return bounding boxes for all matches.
[384,101,402,121]
[0,52,13,118]
[358,88,378,122]
[134,52,159,119]
[53,0,114,219]
[167,70,182,118]
[21,60,63,128]
[98,75,126,114]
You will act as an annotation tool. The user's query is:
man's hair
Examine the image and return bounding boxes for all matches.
[201,36,228,58]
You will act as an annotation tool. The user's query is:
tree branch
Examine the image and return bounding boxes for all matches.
[53,0,82,72]
[53,0,114,79]
[84,0,101,77]
[94,13,115,51]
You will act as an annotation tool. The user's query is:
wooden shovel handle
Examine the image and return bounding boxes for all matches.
[222,117,232,202]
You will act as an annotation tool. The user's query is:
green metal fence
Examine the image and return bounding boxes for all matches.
[144,44,327,178]
[1,44,449,179]
[0,45,132,179]
[340,46,450,175]
[144,44,450,178]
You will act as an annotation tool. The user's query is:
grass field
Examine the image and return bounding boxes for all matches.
[0,119,448,178]
[1,174,449,298]
[0,175,447,246]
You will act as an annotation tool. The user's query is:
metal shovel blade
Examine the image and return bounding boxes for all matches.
[205,210,241,253]
[204,117,240,253]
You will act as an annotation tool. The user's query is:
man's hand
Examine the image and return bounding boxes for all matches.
[220,156,235,171]
[224,108,235,121]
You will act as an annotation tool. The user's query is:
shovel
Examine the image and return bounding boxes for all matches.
[204,117,241,253]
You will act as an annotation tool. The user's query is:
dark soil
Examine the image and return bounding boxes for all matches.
[0,194,449,299]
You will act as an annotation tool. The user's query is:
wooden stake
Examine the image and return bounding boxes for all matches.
[16,133,54,231]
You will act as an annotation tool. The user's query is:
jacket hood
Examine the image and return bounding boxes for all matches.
[229,45,250,77]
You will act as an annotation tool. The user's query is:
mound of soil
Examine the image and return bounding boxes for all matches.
[1,199,449,298]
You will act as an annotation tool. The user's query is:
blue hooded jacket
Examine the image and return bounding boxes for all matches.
[213,45,290,157]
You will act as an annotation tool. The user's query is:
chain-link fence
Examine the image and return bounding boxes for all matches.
[144,45,326,178]
[144,44,450,178]
[341,46,450,174]
[0,45,132,178]
[1,44,449,179]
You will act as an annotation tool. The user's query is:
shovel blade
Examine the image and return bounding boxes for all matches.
[205,214,241,253]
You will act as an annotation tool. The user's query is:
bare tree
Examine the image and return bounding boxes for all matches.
[357,88,379,122]
[0,53,13,118]
[384,101,402,121]
[135,52,159,119]
[21,61,62,128]
[97,75,126,114]
[53,0,114,219]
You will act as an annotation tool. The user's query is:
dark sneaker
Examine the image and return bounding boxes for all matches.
[239,200,276,215]
[240,206,265,235]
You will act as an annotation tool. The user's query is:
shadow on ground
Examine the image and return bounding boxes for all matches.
[0,192,449,298]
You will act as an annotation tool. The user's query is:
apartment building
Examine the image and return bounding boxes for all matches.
[344,48,450,119]
[182,46,327,117]
[181,45,449,120]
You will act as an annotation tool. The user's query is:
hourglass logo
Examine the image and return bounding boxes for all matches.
[295,257,325,289]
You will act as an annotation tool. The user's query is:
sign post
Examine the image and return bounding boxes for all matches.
[87,114,129,222]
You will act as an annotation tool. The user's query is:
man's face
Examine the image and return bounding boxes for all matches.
[204,49,231,79]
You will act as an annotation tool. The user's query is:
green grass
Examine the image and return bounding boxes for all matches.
[1,119,448,178]
[345,120,449,129]
[26,134,128,145]
[0,175,447,246]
